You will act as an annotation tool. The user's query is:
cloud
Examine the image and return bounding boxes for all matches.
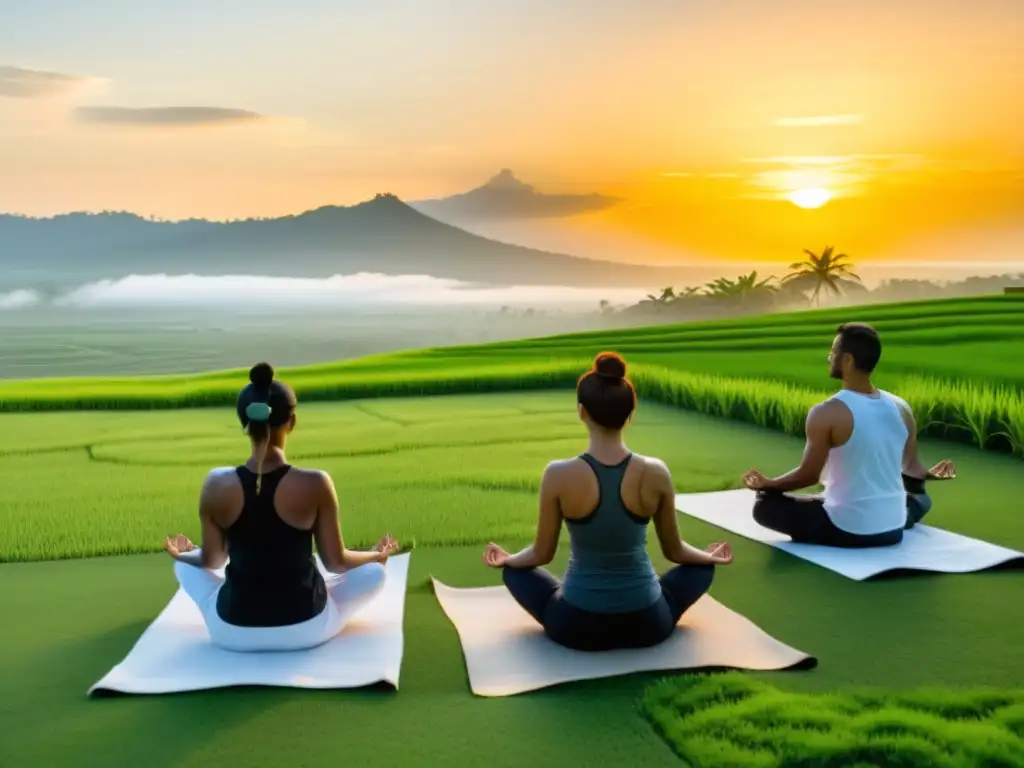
[773,114,865,127]
[0,289,41,310]
[0,64,102,99]
[72,106,266,127]
[46,273,648,311]
[660,172,695,178]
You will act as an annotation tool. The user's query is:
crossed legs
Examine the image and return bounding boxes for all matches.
[501,563,715,652]
[174,556,387,651]
[752,477,933,548]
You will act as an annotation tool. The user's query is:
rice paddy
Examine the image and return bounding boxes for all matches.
[2,294,1023,766]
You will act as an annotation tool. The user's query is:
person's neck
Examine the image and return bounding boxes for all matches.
[841,374,876,395]
[249,444,287,469]
[586,429,628,463]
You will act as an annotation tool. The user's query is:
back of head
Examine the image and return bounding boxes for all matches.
[835,322,882,373]
[235,362,297,494]
[576,352,636,430]
[236,362,297,436]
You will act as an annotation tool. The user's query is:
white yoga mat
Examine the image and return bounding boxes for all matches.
[432,579,815,697]
[676,488,1024,581]
[89,553,410,695]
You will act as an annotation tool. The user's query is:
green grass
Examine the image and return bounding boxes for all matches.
[1,393,1023,767]
[641,673,1024,767]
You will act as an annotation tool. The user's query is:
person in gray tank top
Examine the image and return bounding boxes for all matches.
[742,323,957,547]
[482,352,735,652]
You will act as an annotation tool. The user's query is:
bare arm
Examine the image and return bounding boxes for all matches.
[312,472,386,573]
[504,462,563,569]
[650,460,721,565]
[174,470,230,570]
[760,404,833,492]
[895,399,956,480]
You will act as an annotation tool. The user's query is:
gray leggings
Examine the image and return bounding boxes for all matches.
[502,564,715,652]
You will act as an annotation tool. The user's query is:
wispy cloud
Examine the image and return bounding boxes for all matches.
[660,171,695,178]
[0,65,103,99]
[773,114,865,128]
[73,106,266,127]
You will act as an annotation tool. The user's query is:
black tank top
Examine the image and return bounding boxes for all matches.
[215,465,328,627]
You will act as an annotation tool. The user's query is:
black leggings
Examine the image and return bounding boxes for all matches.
[753,475,932,548]
[501,564,715,652]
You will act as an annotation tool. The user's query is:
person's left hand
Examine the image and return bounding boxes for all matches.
[482,543,510,568]
[743,469,770,490]
[163,534,195,560]
[929,459,956,480]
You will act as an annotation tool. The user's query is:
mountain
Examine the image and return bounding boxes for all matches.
[411,169,622,222]
[0,193,693,291]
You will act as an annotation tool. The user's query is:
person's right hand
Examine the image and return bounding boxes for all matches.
[373,533,399,561]
[929,460,956,480]
[482,543,510,568]
[706,541,733,565]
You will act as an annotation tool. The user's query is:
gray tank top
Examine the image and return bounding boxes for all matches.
[561,453,662,613]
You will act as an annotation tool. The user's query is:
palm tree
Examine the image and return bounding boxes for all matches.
[783,246,861,306]
[704,271,778,302]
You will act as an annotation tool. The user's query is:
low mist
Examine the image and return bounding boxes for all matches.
[6,272,652,312]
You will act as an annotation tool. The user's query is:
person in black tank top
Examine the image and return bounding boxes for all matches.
[160,362,400,652]
[216,464,327,627]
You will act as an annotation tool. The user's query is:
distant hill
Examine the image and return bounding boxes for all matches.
[411,169,622,222]
[0,193,692,290]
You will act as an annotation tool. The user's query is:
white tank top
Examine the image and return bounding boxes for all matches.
[821,388,909,534]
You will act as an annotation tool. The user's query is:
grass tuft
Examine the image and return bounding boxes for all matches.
[641,672,1024,768]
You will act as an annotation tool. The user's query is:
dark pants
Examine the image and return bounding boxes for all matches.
[502,563,715,652]
[752,474,932,548]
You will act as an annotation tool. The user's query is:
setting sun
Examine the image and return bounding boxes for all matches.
[787,188,834,209]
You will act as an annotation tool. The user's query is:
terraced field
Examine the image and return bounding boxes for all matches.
[1,294,1022,767]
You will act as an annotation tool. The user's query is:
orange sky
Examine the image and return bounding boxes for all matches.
[1,0,1021,265]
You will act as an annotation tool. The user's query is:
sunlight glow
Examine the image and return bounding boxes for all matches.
[787,187,833,209]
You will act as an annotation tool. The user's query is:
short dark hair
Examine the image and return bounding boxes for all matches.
[576,351,636,430]
[835,323,882,373]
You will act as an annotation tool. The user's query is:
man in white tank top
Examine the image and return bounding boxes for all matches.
[741,323,956,547]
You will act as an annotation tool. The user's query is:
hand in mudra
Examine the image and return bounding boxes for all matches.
[482,542,509,568]
[163,534,195,560]
[373,533,399,560]
[742,469,769,491]
[706,541,734,565]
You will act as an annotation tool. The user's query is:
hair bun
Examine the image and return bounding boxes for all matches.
[594,351,626,380]
[249,361,275,389]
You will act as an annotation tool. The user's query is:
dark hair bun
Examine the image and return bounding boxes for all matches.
[594,351,626,380]
[249,361,275,389]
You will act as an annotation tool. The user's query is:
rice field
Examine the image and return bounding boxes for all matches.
[2,294,1023,767]
[1,298,1022,460]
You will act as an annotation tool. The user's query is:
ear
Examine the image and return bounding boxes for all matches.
[287,413,297,433]
[577,403,588,423]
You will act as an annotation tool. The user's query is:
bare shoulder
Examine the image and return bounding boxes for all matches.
[634,453,669,473]
[203,466,239,491]
[810,398,847,423]
[543,457,578,478]
[633,453,672,486]
[290,466,335,490]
